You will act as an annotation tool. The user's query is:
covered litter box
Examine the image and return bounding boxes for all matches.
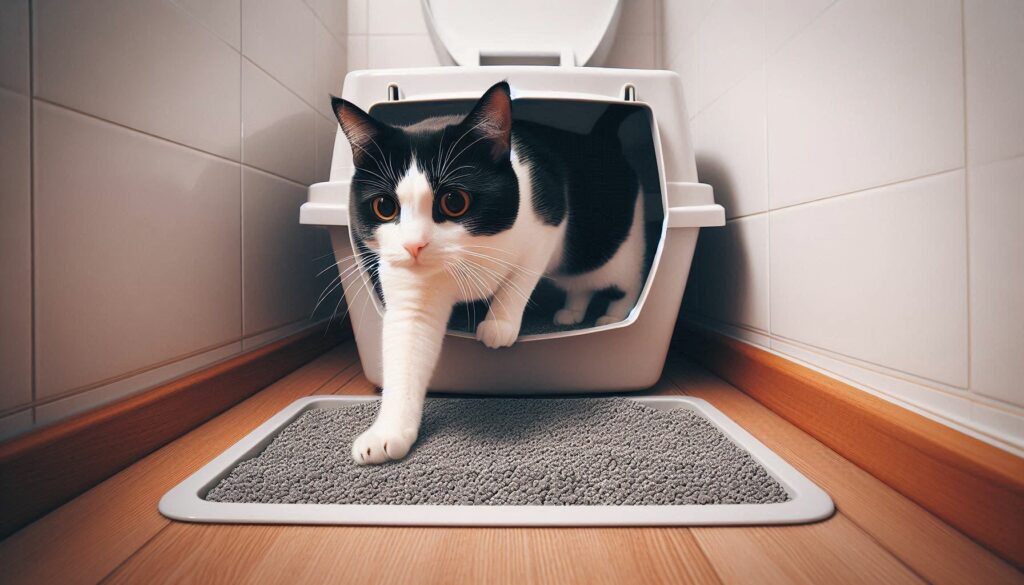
[301,67,724,392]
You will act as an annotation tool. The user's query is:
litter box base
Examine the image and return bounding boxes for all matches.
[159,396,833,526]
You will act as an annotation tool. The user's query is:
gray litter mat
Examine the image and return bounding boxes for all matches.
[160,396,834,526]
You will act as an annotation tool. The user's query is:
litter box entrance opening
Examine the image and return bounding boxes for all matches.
[359,97,666,340]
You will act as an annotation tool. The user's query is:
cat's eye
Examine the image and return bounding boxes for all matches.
[439,189,471,218]
[372,196,399,221]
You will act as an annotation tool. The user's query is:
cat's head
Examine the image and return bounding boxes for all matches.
[331,82,518,275]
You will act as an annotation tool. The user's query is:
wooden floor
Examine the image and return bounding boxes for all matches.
[1,340,1020,585]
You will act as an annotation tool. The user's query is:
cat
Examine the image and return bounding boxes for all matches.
[331,81,646,464]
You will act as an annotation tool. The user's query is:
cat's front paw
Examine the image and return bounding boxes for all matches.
[476,318,520,348]
[351,423,417,465]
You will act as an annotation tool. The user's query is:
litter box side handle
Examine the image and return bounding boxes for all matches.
[666,183,725,228]
[301,181,351,226]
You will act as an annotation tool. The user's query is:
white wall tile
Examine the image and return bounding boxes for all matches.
[969,156,1024,407]
[34,0,241,160]
[767,0,964,209]
[348,35,370,71]
[243,168,331,335]
[621,0,655,35]
[348,0,368,34]
[242,0,317,105]
[306,0,348,41]
[964,0,1024,165]
[242,61,318,185]
[770,171,968,387]
[315,116,338,183]
[367,35,440,69]
[668,33,698,120]
[605,35,657,69]
[0,0,29,93]
[172,0,241,49]
[368,0,428,34]
[315,20,348,119]
[662,0,713,65]
[764,0,833,55]
[33,103,242,399]
[687,214,770,333]
[0,89,32,412]
[694,68,767,218]
[696,0,763,112]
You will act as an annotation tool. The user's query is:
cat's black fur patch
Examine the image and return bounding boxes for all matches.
[511,112,641,275]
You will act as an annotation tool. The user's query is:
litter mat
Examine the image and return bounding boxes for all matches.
[160,396,833,526]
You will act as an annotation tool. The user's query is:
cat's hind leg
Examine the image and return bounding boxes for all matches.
[553,288,594,325]
[596,284,641,326]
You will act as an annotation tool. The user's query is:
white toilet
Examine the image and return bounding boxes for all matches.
[300,0,724,393]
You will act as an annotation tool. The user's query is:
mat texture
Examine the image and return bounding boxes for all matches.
[206,398,789,506]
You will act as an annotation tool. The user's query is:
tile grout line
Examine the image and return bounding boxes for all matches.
[960,0,973,402]
[31,96,311,189]
[723,164,968,222]
[239,25,245,346]
[28,0,36,425]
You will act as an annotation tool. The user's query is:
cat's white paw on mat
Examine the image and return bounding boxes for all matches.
[351,423,417,464]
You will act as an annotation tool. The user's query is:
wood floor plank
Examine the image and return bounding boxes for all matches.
[0,343,360,585]
[692,514,923,585]
[663,357,1023,585]
[109,524,722,585]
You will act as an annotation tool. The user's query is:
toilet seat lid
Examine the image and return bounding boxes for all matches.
[422,0,622,67]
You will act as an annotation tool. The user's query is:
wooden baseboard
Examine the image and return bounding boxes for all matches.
[0,322,351,540]
[676,322,1024,568]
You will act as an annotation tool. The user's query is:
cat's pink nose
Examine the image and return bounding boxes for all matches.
[404,242,428,259]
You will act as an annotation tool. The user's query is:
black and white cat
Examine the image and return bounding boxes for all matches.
[332,82,646,464]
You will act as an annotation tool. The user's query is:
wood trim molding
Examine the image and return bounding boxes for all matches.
[676,322,1024,568]
[0,323,350,540]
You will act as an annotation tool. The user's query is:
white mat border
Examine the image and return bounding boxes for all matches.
[159,396,834,526]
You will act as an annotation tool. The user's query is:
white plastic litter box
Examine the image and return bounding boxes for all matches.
[300,0,724,393]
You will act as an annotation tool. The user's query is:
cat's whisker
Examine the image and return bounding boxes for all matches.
[350,143,394,185]
[459,249,551,281]
[312,259,376,318]
[456,259,513,318]
[444,262,474,330]
[441,133,492,179]
[438,118,490,179]
[316,251,377,278]
[460,257,537,309]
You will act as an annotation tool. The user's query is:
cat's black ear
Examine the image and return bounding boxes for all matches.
[461,81,512,163]
[331,96,390,167]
